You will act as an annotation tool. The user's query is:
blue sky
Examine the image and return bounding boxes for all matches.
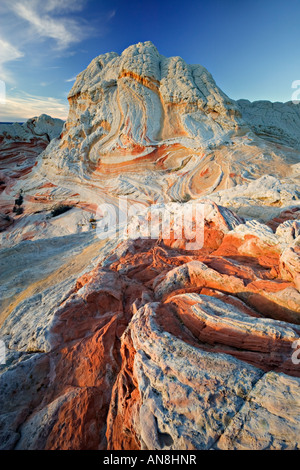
[0,0,299,121]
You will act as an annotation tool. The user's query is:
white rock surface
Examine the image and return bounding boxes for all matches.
[0,114,64,143]
[237,99,300,150]
[0,41,299,451]
[204,175,300,221]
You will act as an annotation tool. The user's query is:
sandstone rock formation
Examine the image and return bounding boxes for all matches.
[0,42,299,450]
[0,114,64,233]
[237,99,300,150]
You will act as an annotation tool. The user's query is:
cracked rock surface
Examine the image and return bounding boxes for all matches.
[0,42,300,450]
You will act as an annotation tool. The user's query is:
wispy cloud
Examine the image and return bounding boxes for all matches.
[11,0,90,50]
[40,81,54,87]
[107,10,116,20]
[0,90,68,121]
[65,76,77,83]
[0,38,24,83]
[44,0,87,14]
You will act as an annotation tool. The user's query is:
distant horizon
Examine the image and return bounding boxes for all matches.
[1,0,300,121]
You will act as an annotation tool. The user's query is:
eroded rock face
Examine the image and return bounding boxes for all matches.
[0,42,300,451]
[63,41,241,162]
[205,175,300,222]
[0,115,64,143]
[0,114,64,221]
[104,206,300,450]
[107,302,300,450]
[32,42,299,213]
[237,99,300,150]
[1,43,299,250]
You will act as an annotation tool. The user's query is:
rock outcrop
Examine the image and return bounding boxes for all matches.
[1,200,300,450]
[0,114,64,144]
[0,42,299,451]
[0,115,64,227]
[237,99,300,150]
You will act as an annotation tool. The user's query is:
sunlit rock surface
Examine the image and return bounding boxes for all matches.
[0,114,64,233]
[237,99,300,150]
[0,42,299,450]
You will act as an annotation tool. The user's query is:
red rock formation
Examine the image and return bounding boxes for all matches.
[1,43,300,451]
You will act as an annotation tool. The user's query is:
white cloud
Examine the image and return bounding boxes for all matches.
[65,76,77,83]
[40,81,53,87]
[107,10,116,20]
[11,1,88,50]
[44,0,87,13]
[0,0,116,118]
[0,90,68,121]
[0,38,24,83]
